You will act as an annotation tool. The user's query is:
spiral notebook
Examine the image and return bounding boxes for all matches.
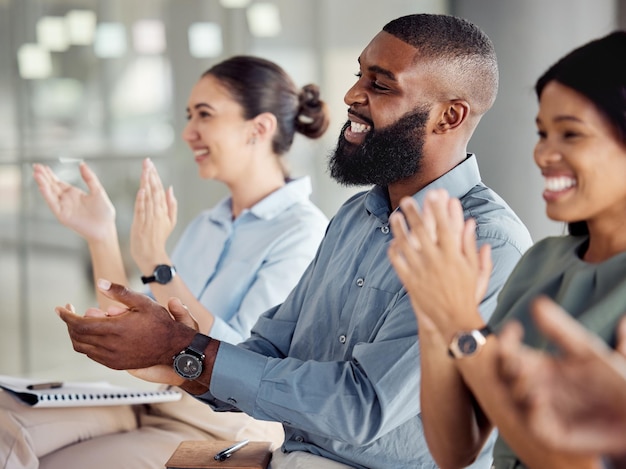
[0,374,182,408]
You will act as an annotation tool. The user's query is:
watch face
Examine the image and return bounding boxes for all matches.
[173,352,202,379]
[457,334,478,355]
[154,265,174,284]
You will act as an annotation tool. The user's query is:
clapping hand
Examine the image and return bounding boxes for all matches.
[57,279,198,386]
[33,163,116,242]
[498,296,626,456]
[130,158,178,272]
[388,189,492,337]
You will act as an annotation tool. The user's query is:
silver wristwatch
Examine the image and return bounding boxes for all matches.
[173,333,211,380]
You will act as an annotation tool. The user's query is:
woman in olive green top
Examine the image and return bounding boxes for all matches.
[388,31,626,469]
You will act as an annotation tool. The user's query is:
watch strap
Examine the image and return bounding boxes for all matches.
[141,274,157,284]
[186,333,212,358]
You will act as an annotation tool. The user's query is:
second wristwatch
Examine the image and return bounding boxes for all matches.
[141,264,176,285]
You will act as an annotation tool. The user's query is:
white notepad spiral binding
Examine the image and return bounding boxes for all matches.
[0,374,182,408]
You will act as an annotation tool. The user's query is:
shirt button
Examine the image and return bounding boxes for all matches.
[339,335,347,344]
[227,397,237,405]
[356,278,364,287]
[294,435,304,443]
[381,225,390,234]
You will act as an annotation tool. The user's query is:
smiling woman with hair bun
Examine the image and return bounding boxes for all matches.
[9,55,331,468]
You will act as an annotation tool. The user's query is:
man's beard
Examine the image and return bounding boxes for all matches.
[328,106,429,187]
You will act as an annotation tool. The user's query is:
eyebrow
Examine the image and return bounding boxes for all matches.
[185,103,214,113]
[369,65,397,81]
[536,115,584,125]
[357,58,398,82]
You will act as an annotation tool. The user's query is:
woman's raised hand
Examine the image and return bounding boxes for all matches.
[388,189,492,335]
[130,158,178,271]
[33,162,116,242]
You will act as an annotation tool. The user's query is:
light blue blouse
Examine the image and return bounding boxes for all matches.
[169,176,328,344]
[199,155,533,469]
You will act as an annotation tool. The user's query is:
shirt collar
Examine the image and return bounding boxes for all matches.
[364,154,482,221]
[209,176,313,223]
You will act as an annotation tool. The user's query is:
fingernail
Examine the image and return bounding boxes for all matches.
[97,278,112,290]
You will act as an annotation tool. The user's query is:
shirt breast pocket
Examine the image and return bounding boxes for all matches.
[349,285,398,343]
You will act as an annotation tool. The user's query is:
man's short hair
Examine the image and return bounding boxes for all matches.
[383,14,498,115]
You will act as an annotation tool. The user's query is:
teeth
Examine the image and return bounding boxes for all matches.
[350,121,371,133]
[545,176,576,192]
[194,149,209,157]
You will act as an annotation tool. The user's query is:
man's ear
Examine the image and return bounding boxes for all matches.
[434,100,470,134]
[250,112,277,143]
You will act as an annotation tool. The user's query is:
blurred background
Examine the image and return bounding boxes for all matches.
[1,0,623,387]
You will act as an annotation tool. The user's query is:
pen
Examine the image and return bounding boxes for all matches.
[214,439,249,461]
[27,382,63,390]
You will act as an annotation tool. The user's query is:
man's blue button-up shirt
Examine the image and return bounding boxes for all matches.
[198,155,533,468]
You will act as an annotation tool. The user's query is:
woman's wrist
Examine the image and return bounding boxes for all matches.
[435,309,486,346]
[85,222,118,244]
[86,228,121,255]
[135,254,171,276]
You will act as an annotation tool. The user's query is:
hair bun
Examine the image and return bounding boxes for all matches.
[300,84,321,108]
[296,84,329,139]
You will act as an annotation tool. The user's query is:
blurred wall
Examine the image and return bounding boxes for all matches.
[453,0,619,241]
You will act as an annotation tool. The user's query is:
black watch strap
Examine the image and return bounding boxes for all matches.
[186,333,212,358]
[141,275,156,284]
